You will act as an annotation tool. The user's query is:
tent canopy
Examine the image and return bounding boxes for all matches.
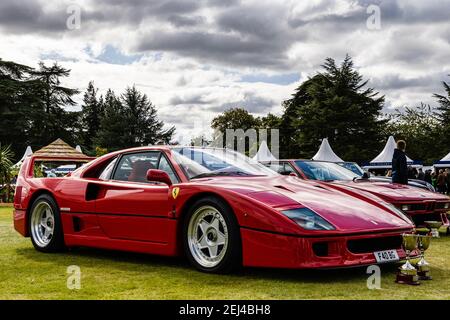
[253,140,277,161]
[434,151,450,168]
[442,152,450,161]
[33,139,93,162]
[13,146,33,168]
[364,136,420,169]
[312,138,343,162]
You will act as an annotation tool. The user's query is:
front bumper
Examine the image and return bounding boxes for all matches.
[241,227,414,269]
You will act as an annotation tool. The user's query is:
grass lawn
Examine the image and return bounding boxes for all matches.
[1,206,450,300]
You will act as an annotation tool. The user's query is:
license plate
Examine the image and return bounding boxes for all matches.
[374,250,399,263]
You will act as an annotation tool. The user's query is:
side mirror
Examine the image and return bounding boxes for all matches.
[362,171,371,179]
[146,169,172,186]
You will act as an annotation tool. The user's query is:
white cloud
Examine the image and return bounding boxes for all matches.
[0,0,449,143]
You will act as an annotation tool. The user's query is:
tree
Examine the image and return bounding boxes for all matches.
[282,55,387,162]
[121,86,175,146]
[0,59,41,161]
[96,87,175,151]
[81,81,104,154]
[433,76,450,151]
[29,62,80,147]
[95,89,129,151]
[386,103,441,164]
[211,108,262,151]
[0,144,14,202]
[211,108,261,133]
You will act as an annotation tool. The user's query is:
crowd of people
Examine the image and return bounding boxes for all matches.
[384,167,450,195]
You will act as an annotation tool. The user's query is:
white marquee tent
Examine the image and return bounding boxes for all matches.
[434,151,450,168]
[253,140,277,161]
[363,136,420,169]
[12,146,33,168]
[312,138,343,162]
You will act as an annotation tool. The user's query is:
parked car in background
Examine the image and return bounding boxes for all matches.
[262,160,450,230]
[14,147,416,273]
[336,161,435,192]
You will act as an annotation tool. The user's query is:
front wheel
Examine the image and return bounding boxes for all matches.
[29,194,65,252]
[183,197,241,273]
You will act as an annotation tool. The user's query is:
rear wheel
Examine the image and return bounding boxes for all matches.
[29,194,65,252]
[183,197,241,273]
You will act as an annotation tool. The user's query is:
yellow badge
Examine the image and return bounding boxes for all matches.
[172,187,180,199]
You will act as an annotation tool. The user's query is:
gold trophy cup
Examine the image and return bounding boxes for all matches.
[416,235,432,280]
[424,221,442,238]
[396,234,420,285]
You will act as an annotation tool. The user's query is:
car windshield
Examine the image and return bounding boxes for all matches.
[171,147,278,179]
[337,162,364,176]
[295,161,358,181]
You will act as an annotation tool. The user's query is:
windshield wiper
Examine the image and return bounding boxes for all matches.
[191,171,252,179]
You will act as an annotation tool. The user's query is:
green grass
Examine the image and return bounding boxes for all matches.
[1,206,450,299]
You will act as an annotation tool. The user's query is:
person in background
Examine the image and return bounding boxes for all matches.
[417,168,425,181]
[392,140,408,184]
[437,169,446,194]
[446,168,450,195]
[47,169,57,178]
[385,170,392,177]
[431,170,437,188]
[424,169,432,184]
[408,167,418,179]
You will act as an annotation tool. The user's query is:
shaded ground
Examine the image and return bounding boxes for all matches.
[1,207,449,299]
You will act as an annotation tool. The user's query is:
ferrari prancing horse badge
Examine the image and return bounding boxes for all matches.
[172,187,180,199]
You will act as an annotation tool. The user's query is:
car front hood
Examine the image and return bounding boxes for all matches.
[333,180,449,202]
[194,175,413,232]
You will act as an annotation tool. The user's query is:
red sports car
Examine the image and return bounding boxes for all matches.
[262,160,450,230]
[14,146,416,273]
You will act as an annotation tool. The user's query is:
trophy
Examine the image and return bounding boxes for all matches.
[424,221,442,238]
[396,234,420,285]
[416,235,432,280]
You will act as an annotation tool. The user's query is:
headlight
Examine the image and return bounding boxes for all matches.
[401,204,410,211]
[281,208,335,231]
[445,203,449,209]
[383,203,412,223]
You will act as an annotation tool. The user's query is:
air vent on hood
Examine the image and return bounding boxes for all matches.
[274,185,295,193]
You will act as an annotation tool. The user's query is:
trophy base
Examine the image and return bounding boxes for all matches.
[418,270,432,281]
[395,273,420,285]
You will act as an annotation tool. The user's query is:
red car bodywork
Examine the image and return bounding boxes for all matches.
[264,159,450,229]
[14,147,416,269]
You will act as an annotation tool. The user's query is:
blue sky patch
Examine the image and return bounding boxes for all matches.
[240,73,300,85]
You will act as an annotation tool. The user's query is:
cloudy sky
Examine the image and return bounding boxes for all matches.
[0,0,449,143]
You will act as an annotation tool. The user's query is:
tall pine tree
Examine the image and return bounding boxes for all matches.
[95,86,175,151]
[433,77,450,150]
[282,55,387,162]
[81,81,104,154]
[121,86,175,146]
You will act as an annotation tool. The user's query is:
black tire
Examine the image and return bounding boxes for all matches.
[28,194,65,252]
[182,196,241,273]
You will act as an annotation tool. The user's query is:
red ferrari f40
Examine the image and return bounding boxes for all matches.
[14,146,416,273]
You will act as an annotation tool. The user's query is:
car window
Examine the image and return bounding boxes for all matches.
[263,162,295,176]
[158,155,178,184]
[295,161,357,181]
[282,163,296,175]
[113,152,160,183]
[98,158,117,180]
